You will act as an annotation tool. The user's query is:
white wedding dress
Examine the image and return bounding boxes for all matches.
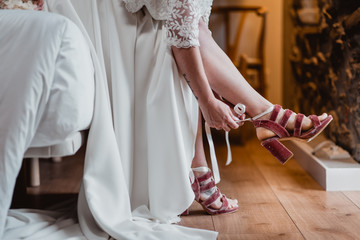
[2,0,218,239]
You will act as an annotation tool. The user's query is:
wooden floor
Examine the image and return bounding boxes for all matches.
[17,136,360,239]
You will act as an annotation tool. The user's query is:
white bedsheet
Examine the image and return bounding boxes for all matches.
[28,14,94,148]
[0,10,94,149]
[0,9,94,237]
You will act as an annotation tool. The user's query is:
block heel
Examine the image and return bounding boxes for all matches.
[261,138,293,164]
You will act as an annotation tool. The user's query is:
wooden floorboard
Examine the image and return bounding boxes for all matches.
[246,138,360,240]
[209,144,302,238]
[15,136,360,239]
[179,202,215,231]
[218,233,304,240]
[22,146,85,209]
[27,145,84,195]
[343,192,360,209]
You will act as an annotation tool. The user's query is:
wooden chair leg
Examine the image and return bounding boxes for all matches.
[29,158,40,187]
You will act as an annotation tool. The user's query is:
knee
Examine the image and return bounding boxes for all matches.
[198,19,212,47]
[198,19,210,35]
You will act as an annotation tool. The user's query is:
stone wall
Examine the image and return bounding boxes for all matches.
[288,0,360,161]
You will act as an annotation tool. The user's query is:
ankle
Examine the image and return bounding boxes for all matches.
[256,127,275,141]
[248,103,274,119]
[251,104,274,120]
[192,167,209,177]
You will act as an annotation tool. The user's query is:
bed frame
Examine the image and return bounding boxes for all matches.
[23,131,86,187]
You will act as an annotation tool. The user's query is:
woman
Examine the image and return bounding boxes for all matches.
[42,0,234,239]
[3,0,331,239]
[94,0,330,228]
[49,0,331,237]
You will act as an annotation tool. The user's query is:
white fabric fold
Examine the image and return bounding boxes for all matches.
[0,9,93,238]
[2,1,218,239]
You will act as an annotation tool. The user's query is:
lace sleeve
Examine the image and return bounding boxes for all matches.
[166,0,212,48]
[0,0,43,10]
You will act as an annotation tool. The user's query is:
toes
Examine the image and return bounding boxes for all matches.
[230,203,238,208]
[228,198,238,209]
[319,113,328,121]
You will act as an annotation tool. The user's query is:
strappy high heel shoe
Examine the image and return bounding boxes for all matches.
[186,167,239,215]
[234,104,333,164]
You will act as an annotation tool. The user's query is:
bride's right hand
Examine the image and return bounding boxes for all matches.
[199,97,240,132]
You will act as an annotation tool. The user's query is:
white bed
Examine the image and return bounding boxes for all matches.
[0,9,94,148]
[22,6,95,186]
[0,9,94,236]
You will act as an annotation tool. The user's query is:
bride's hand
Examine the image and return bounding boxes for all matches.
[199,97,240,132]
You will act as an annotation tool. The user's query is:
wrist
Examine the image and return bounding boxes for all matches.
[198,93,216,107]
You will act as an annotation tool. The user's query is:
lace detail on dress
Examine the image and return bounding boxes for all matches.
[166,0,212,48]
[0,0,43,10]
[122,0,168,20]
[122,0,213,48]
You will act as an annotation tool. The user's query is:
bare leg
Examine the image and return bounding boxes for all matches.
[198,21,272,117]
[191,112,208,169]
[171,44,239,132]
[197,21,327,140]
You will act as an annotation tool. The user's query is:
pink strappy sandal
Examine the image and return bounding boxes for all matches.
[235,104,333,164]
[186,168,239,215]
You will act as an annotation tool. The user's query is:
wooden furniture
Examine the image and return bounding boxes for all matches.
[23,131,86,187]
[211,5,267,96]
[11,131,86,208]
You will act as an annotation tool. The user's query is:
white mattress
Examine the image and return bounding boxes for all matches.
[28,13,95,147]
[0,10,94,149]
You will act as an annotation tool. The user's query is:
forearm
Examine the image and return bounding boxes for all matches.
[171,45,239,131]
[171,46,215,106]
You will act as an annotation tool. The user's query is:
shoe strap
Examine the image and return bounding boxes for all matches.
[192,168,229,210]
[191,177,200,201]
[252,104,275,121]
[253,120,291,138]
[203,188,221,207]
[234,103,246,115]
[253,105,295,138]
[234,104,276,122]
[200,180,216,192]
[218,195,229,211]
[194,170,218,198]
[279,109,293,127]
[192,166,209,173]
[225,131,232,166]
[204,123,232,183]
[294,113,305,137]
[269,104,281,121]
[205,122,221,184]
[196,171,213,183]
[309,115,320,127]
